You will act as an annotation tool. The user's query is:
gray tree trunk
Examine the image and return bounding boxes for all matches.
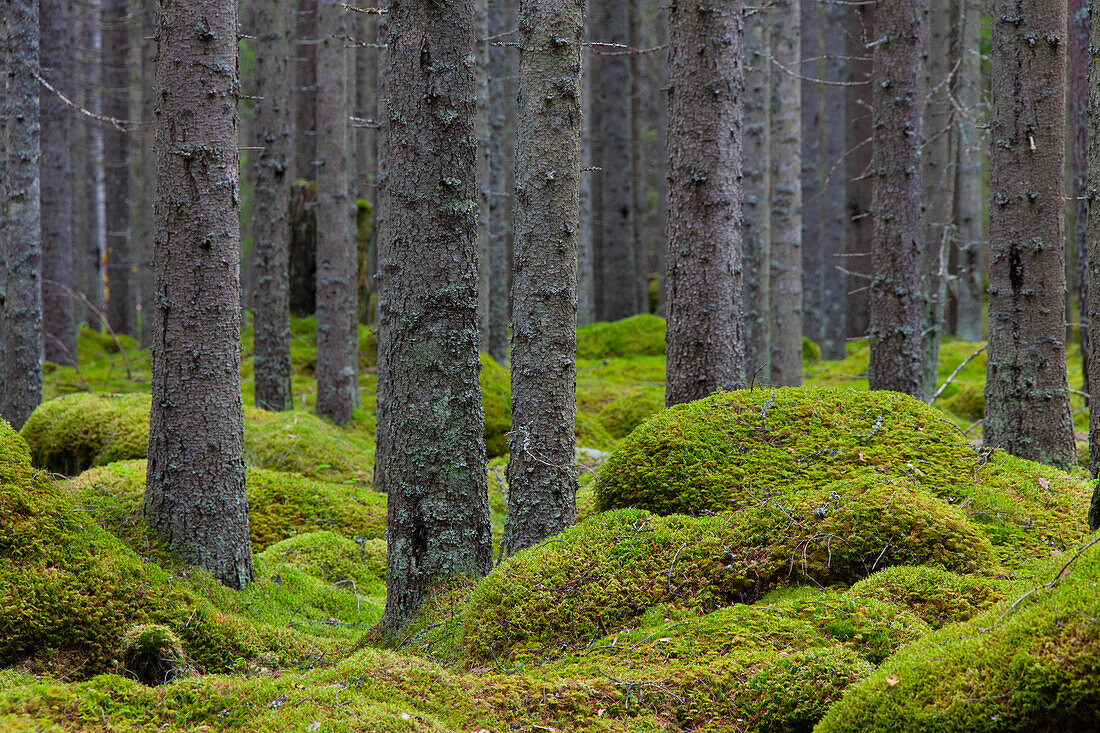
[0,5,7,410]
[138,0,156,346]
[488,0,514,360]
[144,0,253,589]
[920,0,954,398]
[593,0,636,321]
[800,0,822,351]
[475,0,491,350]
[1070,0,1089,398]
[868,0,927,398]
[314,0,358,425]
[819,0,847,360]
[74,0,107,328]
[501,0,584,558]
[951,0,983,342]
[577,43,595,326]
[3,0,43,431]
[248,0,293,412]
[103,0,134,337]
[292,0,318,182]
[985,0,1074,470]
[372,8,388,328]
[664,0,744,406]
[768,0,802,387]
[629,0,647,313]
[742,6,770,381]
[845,6,873,342]
[40,0,74,366]
[377,0,493,636]
[1088,0,1100,526]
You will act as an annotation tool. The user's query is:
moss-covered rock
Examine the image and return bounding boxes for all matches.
[577,314,666,360]
[117,624,190,686]
[847,565,1009,629]
[242,406,375,484]
[598,386,664,439]
[20,393,150,475]
[816,536,1100,733]
[596,387,1091,565]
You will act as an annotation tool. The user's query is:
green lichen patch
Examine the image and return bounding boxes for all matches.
[460,487,992,665]
[816,535,1100,733]
[595,386,1091,564]
[598,386,664,440]
[846,565,1010,629]
[20,392,151,475]
[577,314,666,360]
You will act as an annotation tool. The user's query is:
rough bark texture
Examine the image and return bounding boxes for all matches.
[488,0,514,361]
[920,0,953,398]
[249,0,294,412]
[377,0,493,636]
[984,1,1074,470]
[74,0,107,327]
[372,8,388,328]
[3,0,43,431]
[868,0,926,398]
[951,0,983,341]
[1070,0,1089,398]
[577,44,594,327]
[664,0,744,406]
[475,0,491,350]
[845,6,873,341]
[742,6,770,381]
[314,0,358,425]
[104,0,134,337]
[628,0,647,313]
[0,5,7,409]
[800,0,822,351]
[289,180,317,317]
[1089,0,1100,525]
[139,0,157,346]
[819,1,847,360]
[501,0,584,558]
[768,0,801,387]
[39,0,74,366]
[145,0,253,589]
[292,0,318,182]
[593,0,637,321]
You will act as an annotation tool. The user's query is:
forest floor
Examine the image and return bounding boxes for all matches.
[0,316,1097,732]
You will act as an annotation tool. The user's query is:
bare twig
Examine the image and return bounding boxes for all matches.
[929,344,987,404]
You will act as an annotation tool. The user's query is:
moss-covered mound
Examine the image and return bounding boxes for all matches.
[70,460,386,552]
[847,565,1010,629]
[598,386,664,439]
[460,493,994,663]
[20,392,150,475]
[242,406,375,483]
[817,536,1100,733]
[577,313,666,359]
[596,387,1091,564]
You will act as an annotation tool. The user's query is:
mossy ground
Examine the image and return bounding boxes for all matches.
[5,315,1097,732]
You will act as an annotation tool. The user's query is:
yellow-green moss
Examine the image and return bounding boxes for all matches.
[598,386,664,439]
[20,393,150,475]
[242,406,376,484]
[480,352,511,458]
[595,386,1091,565]
[847,565,1010,629]
[117,624,190,686]
[576,314,666,360]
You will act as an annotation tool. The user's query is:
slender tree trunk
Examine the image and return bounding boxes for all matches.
[249,0,293,412]
[502,0,584,557]
[742,5,770,380]
[593,0,636,321]
[3,0,43,430]
[868,0,926,397]
[652,9,669,317]
[40,0,74,366]
[920,0,954,398]
[577,42,595,326]
[951,0,983,341]
[629,0,647,313]
[665,0,744,406]
[314,0,358,425]
[475,0,491,350]
[0,4,8,409]
[74,0,107,328]
[768,0,802,387]
[377,0,493,636]
[292,0,318,182]
[144,0,253,588]
[1070,0,1089,398]
[357,12,378,325]
[138,0,156,346]
[104,0,134,337]
[1089,0,1100,522]
[819,0,847,360]
[372,8,388,328]
[800,0,822,351]
[488,0,515,360]
[846,6,873,342]
[985,0,1074,469]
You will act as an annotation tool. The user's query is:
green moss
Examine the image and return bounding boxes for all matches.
[577,314,666,360]
[575,410,618,452]
[816,536,1100,733]
[117,624,190,686]
[20,393,151,475]
[803,336,822,363]
[596,386,1090,565]
[598,386,664,439]
[79,323,139,354]
[480,352,511,458]
[847,565,1009,629]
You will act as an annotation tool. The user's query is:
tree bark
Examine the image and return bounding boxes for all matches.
[248,0,294,412]
[475,0,491,350]
[104,0,134,337]
[292,0,318,182]
[577,42,595,326]
[501,0,584,558]
[488,0,514,360]
[145,0,253,589]
[819,0,847,360]
[768,0,802,387]
[845,6,873,342]
[742,5,770,380]
[1070,0,1089,398]
[985,0,1074,469]
[1089,0,1100,525]
[40,0,74,366]
[138,0,157,347]
[314,0,358,425]
[664,0,744,406]
[951,0,983,342]
[3,0,43,431]
[800,0,822,351]
[868,0,927,398]
[377,0,493,636]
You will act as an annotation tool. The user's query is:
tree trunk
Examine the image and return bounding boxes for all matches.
[488,0,514,360]
[985,0,1074,469]
[314,0,358,425]
[288,180,317,317]
[501,0,584,558]
[475,0,491,350]
[138,0,156,347]
[577,43,595,326]
[40,0,74,366]
[742,6,770,381]
[800,0,822,351]
[951,0,983,342]
[1070,0,1089,398]
[819,1,847,360]
[593,0,636,321]
[249,0,294,412]
[0,6,7,408]
[845,6,873,342]
[372,8,388,328]
[920,0,954,398]
[145,0,252,589]
[664,0,744,406]
[377,0,493,636]
[3,0,43,431]
[868,0,927,398]
[768,0,802,387]
[292,0,318,182]
[629,0,647,313]
[1089,0,1100,525]
[104,0,134,337]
